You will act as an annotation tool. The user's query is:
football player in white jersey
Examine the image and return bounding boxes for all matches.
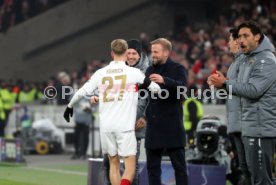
[64,39,160,185]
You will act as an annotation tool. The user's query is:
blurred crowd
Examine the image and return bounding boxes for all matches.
[0,59,106,106]
[0,0,68,33]
[169,0,276,103]
[0,0,275,106]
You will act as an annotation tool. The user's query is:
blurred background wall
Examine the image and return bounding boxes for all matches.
[0,0,227,80]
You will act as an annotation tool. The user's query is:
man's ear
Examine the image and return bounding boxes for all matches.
[234,39,239,46]
[111,51,114,58]
[255,34,261,43]
[164,50,170,58]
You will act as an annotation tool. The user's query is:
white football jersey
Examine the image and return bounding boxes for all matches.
[82,61,145,132]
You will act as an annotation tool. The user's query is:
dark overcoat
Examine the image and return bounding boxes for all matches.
[145,58,187,149]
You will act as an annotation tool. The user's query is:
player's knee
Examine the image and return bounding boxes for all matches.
[109,155,120,167]
[124,155,136,172]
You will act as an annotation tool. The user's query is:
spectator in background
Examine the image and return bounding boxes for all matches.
[14,79,24,93]
[0,81,16,134]
[183,85,203,146]
[16,83,36,104]
[43,77,57,105]
[0,96,6,137]
[34,81,47,103]
[13,0,23,24]
[21,0,30,21]
[0,3,15,33]
[225,27,251,185]
[140,32,151,55]
[71,79,93,160]
[70,70,79,90]
[56,72,71,105]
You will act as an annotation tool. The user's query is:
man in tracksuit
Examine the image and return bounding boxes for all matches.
[125,39,150,185]
[226,28,253,185]
[210,20,276,185]
[209,27,251,185]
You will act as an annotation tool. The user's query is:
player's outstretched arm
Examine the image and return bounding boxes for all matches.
[63,71,99,122]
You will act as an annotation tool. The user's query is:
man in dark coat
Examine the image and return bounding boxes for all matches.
[145,38,188,185]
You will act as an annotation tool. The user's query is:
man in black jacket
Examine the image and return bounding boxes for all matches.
[145,38,188,185]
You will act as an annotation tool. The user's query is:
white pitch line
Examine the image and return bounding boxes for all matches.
[27,166,87,176]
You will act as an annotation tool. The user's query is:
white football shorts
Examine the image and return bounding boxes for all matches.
[100,130,137,157]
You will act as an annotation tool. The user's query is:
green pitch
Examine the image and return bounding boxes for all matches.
[0,162,233,185]
[0,163,87,185]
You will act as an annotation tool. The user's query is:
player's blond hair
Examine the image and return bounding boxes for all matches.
[150,38,172,53]
[111,39,128,55]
